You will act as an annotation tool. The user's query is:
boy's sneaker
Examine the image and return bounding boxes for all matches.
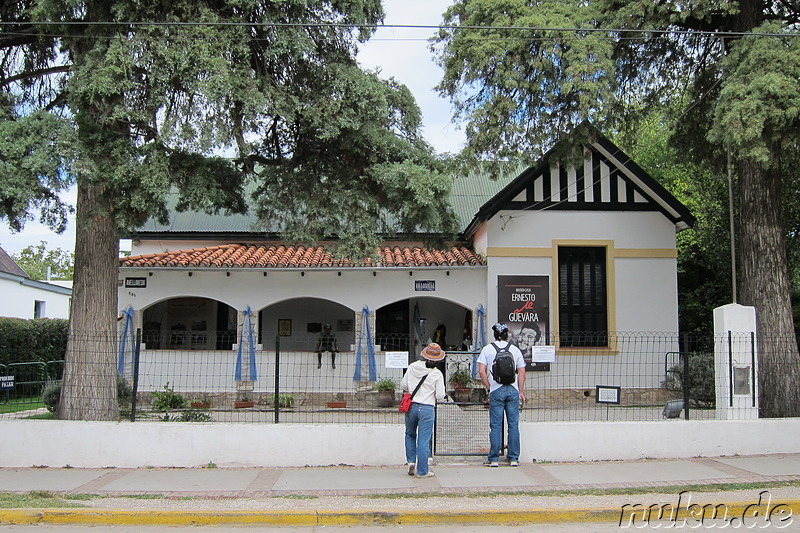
[509,460,519,467]
[416,471,435,478]
[483,460,499,467]
[407,463,415,476]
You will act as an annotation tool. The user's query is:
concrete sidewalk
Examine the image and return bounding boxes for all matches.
[2,454,800,527]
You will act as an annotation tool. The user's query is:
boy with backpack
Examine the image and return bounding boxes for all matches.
[477,323,527,467]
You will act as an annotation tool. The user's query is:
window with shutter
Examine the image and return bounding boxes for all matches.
[558,247,608,347]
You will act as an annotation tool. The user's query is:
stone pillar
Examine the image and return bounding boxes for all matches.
[713,304,759,419]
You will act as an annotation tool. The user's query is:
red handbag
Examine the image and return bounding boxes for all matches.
[398,374,428,413]
[398,393,413,413]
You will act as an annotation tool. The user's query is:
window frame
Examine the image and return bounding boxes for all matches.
[554,241,614,351]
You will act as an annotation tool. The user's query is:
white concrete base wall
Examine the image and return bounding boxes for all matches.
[3,419,798,468]
[521,419,800,463]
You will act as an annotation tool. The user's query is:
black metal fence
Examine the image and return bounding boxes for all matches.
[0,330,775,426]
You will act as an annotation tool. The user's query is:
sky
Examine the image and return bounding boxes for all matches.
[0,0,463,256]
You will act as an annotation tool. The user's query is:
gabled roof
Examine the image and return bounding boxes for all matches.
[0,246,29,278]
[130,125,692,248]
[465,125,695,238]
[120,243,485,270]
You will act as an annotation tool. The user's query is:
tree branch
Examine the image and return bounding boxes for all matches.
[0,65,71,89]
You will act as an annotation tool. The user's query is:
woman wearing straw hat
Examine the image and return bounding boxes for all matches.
[400,342,446,477]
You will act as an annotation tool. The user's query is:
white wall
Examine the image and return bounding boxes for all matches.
[128,348,407,394]
[476,210,681,389]
[0,276,71,319]
[482,210,679,333]
[486,210,677,249]
[2,419,797,468]
[119,268,487,318]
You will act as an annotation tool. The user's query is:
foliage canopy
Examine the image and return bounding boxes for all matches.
[433,0,800,417]
[10,242,74,280]
[0,0,457,421]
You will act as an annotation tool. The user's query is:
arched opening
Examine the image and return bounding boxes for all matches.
[257,298,356,353]
[376,297,474,384]
[141,297,238,350]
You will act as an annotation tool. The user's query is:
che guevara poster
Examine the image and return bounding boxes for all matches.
[497,275,550,369]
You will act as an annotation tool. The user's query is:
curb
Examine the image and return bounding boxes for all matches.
[0,508,621,527]
[3,501,798,527]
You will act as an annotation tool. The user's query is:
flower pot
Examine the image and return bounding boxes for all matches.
[453,388,472,404]
[234,400,254,409]
[191,401,211,409]
[326,401,346,408]
[376,390,395,408]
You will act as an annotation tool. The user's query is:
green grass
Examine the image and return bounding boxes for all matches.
[0,399,45,414]
[0,492,172,508]
[23,412,55,419]
[0,491,88,508]
[359,480,800,500]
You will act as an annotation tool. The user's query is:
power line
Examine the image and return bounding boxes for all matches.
[0,20,798,39]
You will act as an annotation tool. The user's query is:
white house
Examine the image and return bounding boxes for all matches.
[0,246,71,320]
[118,126,693,402]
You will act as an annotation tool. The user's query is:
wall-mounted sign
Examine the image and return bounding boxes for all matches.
[385,351,410,369]
[596,385,621,404]
[498,275,549,366]
[532,345,556,363]
[0,375,15,390]
[125,277,147,288]
[415,280,435,291]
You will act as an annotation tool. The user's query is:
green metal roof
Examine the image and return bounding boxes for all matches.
[132,166,521,238]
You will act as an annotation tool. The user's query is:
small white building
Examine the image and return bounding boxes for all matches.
[118,126,693,401]
[0,246,71,320]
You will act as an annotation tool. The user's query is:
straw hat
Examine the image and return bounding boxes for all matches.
[420,342,445,362]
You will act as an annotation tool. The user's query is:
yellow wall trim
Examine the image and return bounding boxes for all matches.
[487,247,676,259]
[487,247,553,257]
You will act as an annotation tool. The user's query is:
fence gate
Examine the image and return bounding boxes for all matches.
[434,401,501,456]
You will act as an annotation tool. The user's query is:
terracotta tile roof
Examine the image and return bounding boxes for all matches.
[120,244,486,269]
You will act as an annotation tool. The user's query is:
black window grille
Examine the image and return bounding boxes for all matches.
[558,246,608,347]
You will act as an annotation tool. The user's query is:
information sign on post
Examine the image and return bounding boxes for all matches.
[0,375,15,390]
[596,385,620,404]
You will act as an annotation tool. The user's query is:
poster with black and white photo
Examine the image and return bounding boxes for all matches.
[497,275,550,371]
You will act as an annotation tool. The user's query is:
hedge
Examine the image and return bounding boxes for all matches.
[0,317,69,366]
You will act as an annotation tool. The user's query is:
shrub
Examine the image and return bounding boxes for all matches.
[449,368,473,390]
[0,318,69,366]
[151,382,186,411]
[42,374,133,413]
[266,393,294,408]
[42,380,61,413]
[665,352,715,408]
[172,410,213,422]
[376,378,397,392]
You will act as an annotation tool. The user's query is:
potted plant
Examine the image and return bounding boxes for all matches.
[267,393,295,409]
[190,394,212,409]
[449,368,474,403]
[376,378,397,407]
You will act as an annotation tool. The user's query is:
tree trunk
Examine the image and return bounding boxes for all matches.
[57,181,120,420]
[737,158,800,418]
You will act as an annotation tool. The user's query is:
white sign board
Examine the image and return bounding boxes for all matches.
[596,385,621,404]
[385,351,409,369]
[532,345,556,363]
